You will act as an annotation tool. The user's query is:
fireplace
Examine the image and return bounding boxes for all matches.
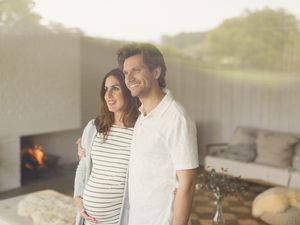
[20,136,60,184]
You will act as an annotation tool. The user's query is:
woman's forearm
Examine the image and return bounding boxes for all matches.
[74,196,84,211]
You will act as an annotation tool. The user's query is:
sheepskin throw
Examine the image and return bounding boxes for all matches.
[18,189,77,225]
[252,187,300,217]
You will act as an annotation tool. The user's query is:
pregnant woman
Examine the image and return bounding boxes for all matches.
[74,68,139,225]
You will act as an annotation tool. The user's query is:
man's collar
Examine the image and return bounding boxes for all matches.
[139,89,173,119]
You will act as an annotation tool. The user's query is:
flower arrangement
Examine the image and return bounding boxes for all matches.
[196,167,248,225]
[197,167,248,200]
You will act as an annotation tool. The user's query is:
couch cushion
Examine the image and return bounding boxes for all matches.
[255,132,298,168]
[289,171,300,189]
[228,127,255,146]
[225,127,256,161]
[292,141,300,171]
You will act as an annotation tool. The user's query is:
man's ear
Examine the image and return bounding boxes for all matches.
[153,67,161,80]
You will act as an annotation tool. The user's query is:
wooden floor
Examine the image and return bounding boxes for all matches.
[0,163,269,225]
[191,183,270,225]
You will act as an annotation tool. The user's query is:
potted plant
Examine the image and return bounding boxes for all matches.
[197,167,248,225]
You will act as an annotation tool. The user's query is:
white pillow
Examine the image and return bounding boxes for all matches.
[255,132,298,168]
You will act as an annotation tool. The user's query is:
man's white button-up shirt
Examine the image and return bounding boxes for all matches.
[128,89,199,225]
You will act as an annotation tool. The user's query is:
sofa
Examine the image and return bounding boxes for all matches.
[204,127,300,188]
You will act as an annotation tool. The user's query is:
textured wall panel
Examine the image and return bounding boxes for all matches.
[165,60,300,163]
[0,31,81,137]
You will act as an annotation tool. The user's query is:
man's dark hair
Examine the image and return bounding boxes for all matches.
[117,43,167,88]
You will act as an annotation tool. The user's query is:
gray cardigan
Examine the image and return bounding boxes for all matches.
[73,119,129,225]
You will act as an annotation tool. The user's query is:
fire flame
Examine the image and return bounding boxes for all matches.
[27,144,45,167]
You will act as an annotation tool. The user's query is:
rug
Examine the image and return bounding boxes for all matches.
[191,183,270,225]
[18,189,76,225]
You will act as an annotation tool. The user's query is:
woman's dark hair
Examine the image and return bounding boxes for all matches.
[95,68,139,139]
[117,43,167,88]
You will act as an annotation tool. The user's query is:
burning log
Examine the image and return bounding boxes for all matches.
[22,144,46,171]
[21,143,60,182]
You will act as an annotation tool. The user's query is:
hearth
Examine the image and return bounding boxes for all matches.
[21,136,60,184]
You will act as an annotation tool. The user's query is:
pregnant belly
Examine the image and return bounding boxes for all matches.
[83,182,124,223]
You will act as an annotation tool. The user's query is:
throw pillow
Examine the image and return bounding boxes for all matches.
[255,132,298,168]
[292,141,300,171]
[223,127,256,162]
[228,127,255,146]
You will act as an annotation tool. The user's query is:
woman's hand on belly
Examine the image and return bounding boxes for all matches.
[74,196,97,224]
[80,209,97,224]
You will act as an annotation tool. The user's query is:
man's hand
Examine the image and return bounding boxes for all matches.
[76,138,86,160]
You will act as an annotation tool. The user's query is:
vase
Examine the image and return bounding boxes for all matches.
[212,193,225,225]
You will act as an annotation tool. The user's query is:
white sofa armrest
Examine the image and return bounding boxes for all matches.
[288,170,300,189]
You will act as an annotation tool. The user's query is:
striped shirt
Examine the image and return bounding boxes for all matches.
[83,125,133,225]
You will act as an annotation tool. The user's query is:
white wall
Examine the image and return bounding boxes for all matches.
[0,30,81,137]
[0,29,81,191]
[166,59,300,163]
[0,136,20,191]
[80,37,120,126]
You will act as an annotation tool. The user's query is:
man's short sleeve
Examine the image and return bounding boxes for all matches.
[169,116,199,170]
